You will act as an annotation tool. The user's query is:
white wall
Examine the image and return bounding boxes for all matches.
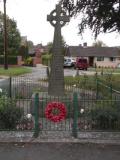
[94,57,120,68]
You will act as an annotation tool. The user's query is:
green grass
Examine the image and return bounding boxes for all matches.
[88,67,120,73]
[42,73,120,92]
[0,67,32,76]
[64,74,120,92]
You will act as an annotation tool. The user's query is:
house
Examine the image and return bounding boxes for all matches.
[28,43,49,66]
[66,44,120,68]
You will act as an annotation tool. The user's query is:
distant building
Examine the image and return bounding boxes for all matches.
[28,43,48,56]
[66,44,120,68]
[28,43,49,66]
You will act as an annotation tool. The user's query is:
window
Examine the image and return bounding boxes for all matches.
[97,57,104,61]
[109,57,116,62]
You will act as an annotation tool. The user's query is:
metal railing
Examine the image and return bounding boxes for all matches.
[0,76,120,138]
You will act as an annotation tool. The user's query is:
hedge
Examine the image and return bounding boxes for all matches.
[0,55,18,65]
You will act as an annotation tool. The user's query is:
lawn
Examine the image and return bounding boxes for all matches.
[64,74,120,92]
[88,67,120,73]
[0,67,32,76]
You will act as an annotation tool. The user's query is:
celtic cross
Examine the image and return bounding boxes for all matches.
[47,4,69,27]
[47,4,70,96]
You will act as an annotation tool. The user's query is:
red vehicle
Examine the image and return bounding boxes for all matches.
[74,58,88,70]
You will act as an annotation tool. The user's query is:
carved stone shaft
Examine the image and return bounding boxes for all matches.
[47,4,69,96]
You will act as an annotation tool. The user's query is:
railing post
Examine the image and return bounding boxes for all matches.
[96,79,99,99]
[46,66,50,79]
[110,83,112,100]
[72,92,78,138]
[33,93,39,138]
[9,76,12,98]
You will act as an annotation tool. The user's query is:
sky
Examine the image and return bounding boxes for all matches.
[0,0,120,47]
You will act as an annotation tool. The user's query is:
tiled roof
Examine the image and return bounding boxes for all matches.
[66,46,120,57]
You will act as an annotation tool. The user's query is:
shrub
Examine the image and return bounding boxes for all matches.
[24,57,33,66]
[90,101,120,130]
[41,54,52,66]
[0,94,23,129]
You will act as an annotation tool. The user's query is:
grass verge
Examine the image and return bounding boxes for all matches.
[0,67,32,76]
[64,74,120,91]
[88,67,120,73]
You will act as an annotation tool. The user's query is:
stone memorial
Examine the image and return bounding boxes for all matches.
[47,4,69,96]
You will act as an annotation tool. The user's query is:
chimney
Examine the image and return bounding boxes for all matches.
[83,42,87,47]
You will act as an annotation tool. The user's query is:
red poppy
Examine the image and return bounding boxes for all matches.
[45,102,67,123]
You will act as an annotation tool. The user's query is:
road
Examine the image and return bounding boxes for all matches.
[0,66,99,98]
[0,66,97,82]
[0,143,120,160]
[23,66,96,80]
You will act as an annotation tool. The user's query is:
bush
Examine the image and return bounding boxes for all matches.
[90,101,120,130]
[41,54,52,66]
[24,57,33,66]
[0,94,23,129]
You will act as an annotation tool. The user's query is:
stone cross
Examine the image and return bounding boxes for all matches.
[47,4,69,96]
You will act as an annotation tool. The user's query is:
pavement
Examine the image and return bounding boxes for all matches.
[0,143,120,160]
[0,131,120,145]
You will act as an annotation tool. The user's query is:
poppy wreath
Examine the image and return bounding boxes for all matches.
[45,102,67,123]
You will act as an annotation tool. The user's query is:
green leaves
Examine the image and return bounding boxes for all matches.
[61,0,120,37]
[0,94,23,129]
[0,12,21,55]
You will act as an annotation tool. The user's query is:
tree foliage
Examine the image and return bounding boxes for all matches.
[46,42,53,54]
[27,40,34,50]
[19,40,34,59]
[0,11,21,55]
[18,45,28,59]
[60,0,120,37]
[92,40,107,47]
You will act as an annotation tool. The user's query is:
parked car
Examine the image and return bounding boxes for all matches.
[74,57,88,70]
[64,57,75,67]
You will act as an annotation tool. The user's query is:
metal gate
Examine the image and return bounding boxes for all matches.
[33,92,78,138]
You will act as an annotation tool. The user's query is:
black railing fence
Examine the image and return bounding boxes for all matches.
[0,75,120,137]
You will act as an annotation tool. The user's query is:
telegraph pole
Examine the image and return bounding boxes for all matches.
[3,0,8,69]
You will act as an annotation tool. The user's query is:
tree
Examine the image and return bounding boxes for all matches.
[0,11,21,55]
[27,40,34,50]
[18,45,28,59]
[46,42,53,54]
[92,40,107,47]
[19,40,34,59]
[60,0,120,38]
